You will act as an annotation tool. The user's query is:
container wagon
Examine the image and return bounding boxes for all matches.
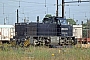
[0,25,15,44]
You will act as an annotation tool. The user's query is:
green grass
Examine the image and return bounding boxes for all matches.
[0,44,90,60]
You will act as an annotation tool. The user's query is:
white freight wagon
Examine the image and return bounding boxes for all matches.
[73,25,82,38]
[0,25,15,43]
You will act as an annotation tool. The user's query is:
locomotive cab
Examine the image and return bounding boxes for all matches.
[43,17,67,25]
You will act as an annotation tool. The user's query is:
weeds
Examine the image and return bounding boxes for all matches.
[0,44,90,60]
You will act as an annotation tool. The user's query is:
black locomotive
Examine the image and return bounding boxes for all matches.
[13,17,77,47]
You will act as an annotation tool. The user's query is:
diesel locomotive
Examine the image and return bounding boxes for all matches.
[11,17,77,47]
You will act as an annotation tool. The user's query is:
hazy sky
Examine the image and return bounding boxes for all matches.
[0,0,90,25]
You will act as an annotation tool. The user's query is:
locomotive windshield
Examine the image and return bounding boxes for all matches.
[54,17,68,25]
[43,17,67,25]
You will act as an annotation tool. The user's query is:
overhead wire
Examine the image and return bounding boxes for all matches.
[0,1,47,15]
[0,1,90,17]
[0,0,90,8]
[1,0,90,8]
[8,0,55,5]
[0,0,90,16]
[0,0,56,9]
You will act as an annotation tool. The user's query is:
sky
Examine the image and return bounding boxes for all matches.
[0,0,90,25]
